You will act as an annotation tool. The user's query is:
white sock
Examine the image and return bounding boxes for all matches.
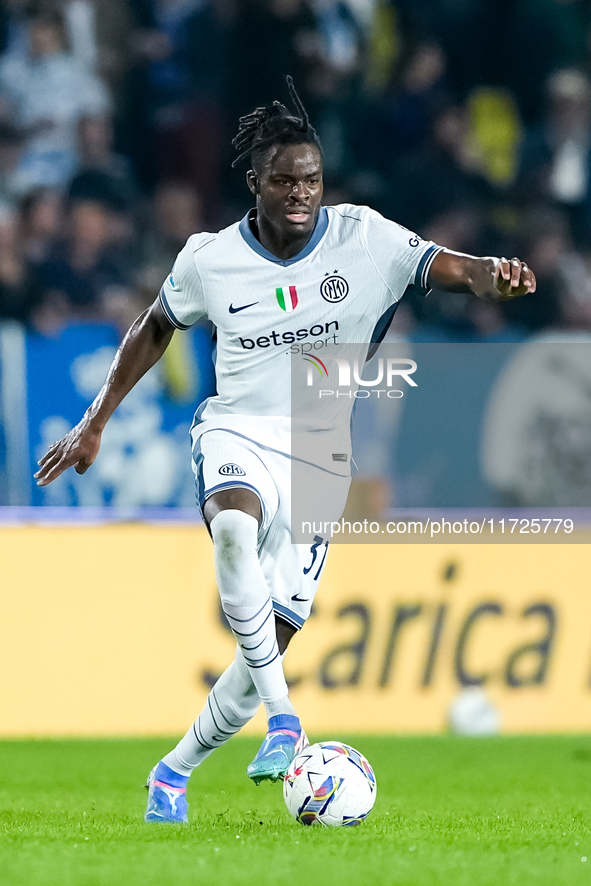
[162,646,260,776]
[265,695,297,718]
[210,509,289,704]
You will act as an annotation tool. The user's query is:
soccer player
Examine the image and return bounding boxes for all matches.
[34,78,536,823]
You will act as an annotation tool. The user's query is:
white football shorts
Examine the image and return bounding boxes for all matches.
[191,428,351,630]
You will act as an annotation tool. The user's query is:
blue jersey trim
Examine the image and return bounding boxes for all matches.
[159,288,192,330]
[367,244,443,359]
[413,244,444,292]
[273,601,306,630]
[367,302,399,361]
[238,207,329,266]
[193,236,216,254]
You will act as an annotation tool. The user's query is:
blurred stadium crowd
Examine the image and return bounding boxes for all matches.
[0,0,591,342]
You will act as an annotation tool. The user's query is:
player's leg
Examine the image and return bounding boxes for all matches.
[205,489,307,783]
[163,619,297,776]
[146,430,311,823]
[244,455,352,782]
[145,620,298,822]
[145,645,258,823]
[205,490,293,710]
[156,619,297,774]
[193,431,298,730]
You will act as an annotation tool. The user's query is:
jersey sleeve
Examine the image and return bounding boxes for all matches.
[158,235,208,329]
[361,208,443,303]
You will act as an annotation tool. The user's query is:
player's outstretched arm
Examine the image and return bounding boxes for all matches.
[34,299,175,487]
[427,250,536,302]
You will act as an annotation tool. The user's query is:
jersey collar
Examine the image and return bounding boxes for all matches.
[239,207,329,266]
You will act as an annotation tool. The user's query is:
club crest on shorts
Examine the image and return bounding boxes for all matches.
[219,463,246,476]
[320,275,349,303]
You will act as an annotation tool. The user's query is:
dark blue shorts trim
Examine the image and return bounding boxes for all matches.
[201,480,263,509]
[273,601,306,631]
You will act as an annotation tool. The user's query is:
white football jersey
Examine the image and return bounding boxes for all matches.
[159,203,442,463]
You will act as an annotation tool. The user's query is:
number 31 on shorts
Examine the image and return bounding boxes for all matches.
[303,535,329,580]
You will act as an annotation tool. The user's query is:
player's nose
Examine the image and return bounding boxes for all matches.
[289,183,309,202]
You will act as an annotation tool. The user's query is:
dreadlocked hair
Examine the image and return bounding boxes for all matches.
[231,76,322,169]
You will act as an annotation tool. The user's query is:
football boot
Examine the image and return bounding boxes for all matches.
[144,761,188,823]
[247,714,308,785]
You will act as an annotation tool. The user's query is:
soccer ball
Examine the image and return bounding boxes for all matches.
[283,741,377,826]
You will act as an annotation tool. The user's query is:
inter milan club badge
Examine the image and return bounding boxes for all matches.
[320,275,349,303]
[276,285,298,312]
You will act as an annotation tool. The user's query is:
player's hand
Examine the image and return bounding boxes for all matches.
[493,257,536,301]
[34,421,102,486]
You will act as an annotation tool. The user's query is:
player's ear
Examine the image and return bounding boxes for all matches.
[247,170,259,195]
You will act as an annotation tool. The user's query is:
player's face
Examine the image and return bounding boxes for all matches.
[249,143,323,244]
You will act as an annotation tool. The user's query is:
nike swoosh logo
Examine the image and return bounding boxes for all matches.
[291,594,310,602]
[229,301,259,313]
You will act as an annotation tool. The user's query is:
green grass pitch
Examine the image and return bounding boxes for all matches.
[1,735,590,886]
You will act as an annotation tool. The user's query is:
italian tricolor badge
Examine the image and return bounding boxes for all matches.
[276,285,298,312]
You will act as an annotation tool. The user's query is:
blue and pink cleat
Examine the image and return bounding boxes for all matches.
[247,714,308,785]
[145,761,189,823]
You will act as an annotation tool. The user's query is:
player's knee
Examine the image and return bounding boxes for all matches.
[215,525,243,573]
[210,509,258,574]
